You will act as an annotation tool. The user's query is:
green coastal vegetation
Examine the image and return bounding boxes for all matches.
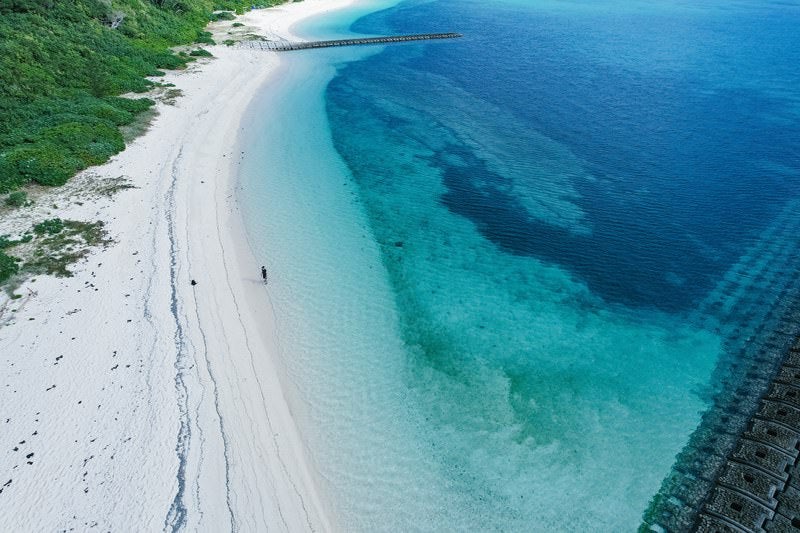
[0,0,289,288]
[0,0,283,195]
[0,217,109,285]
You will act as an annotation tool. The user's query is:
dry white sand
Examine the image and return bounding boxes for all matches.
[0,1,356,530]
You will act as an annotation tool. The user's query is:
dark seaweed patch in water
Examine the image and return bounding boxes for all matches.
[433,143,715,312]
[349,0,800,315]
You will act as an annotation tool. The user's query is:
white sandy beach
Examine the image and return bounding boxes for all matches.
[0,1,355,530]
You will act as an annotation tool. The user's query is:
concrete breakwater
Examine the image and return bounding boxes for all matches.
[642,199,800,532]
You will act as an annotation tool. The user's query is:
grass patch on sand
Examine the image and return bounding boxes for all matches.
[1,218,111,286]
[120,107,158,143]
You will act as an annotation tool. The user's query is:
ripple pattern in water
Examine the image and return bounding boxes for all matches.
[239,0,800,530]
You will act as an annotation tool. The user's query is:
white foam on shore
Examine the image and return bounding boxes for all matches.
[0,1,358,530]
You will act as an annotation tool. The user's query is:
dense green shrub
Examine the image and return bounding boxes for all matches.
[0,0,288,193]
[0,251,18,283]
[4,191,28,207]
[195,30,215,44]
[189,48,213,57]
[2,144,84,187]
[0,233,32,248]
[33,218,65,235]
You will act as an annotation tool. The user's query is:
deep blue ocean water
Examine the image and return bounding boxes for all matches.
[241,0,800,529]
[338,0,800,312]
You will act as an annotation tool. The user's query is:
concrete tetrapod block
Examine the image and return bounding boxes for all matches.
[785,350,800,367]
[695,513,750,533]
[663,470,716,505]
[766,383,800,410]
[774,485,800,523]
[703,486,774,530]
[745,419,800,456]
[703,411,752,437]
[680,447,730,482]
[731,439,794,480]
[718,461,782,508]
[759,401,800,432]
[774,366,800,385]
[763,511,800,532]
[648,497,703,533]
[788,462,800,492]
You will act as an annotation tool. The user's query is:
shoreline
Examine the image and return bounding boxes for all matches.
[0,0,357,529]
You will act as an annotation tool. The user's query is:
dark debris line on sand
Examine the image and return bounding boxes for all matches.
[163,149,191,533]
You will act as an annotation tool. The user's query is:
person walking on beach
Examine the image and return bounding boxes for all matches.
[261,265,268,284]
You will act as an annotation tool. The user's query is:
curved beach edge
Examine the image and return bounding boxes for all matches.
[0,1,357,530]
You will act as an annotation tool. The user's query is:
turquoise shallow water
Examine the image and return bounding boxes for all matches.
[238,0,800,530]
